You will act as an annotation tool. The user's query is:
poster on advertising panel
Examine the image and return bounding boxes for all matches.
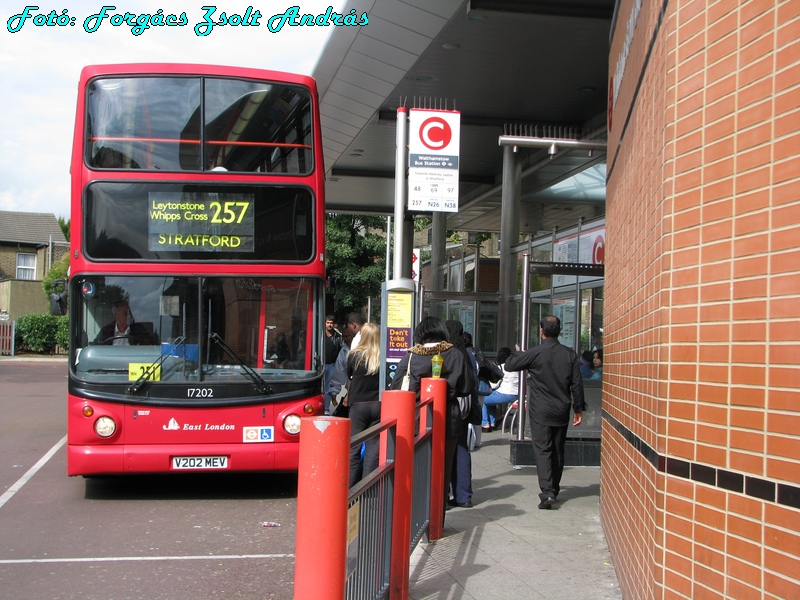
[553,225,605,287]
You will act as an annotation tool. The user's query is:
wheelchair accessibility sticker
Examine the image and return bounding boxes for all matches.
[243,426,274,443]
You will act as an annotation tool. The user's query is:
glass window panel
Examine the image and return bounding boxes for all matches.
[204,79,312,174]
[16,253,36,280]
[86,77,202,171]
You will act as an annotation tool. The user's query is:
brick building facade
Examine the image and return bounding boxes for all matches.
[602,1,799,597]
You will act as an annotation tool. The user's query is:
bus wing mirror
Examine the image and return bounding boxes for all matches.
[50,292,67,316]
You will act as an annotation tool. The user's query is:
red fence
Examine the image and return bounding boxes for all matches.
[0,320,14,356]
[294,379,447,600]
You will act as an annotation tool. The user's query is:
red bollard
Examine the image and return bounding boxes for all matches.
[294,417,351,600]
[422,377,447,541]
[381,389,416,600]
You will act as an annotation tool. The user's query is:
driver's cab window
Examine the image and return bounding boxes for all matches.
[92,300,157,346]
[71,275,321,385]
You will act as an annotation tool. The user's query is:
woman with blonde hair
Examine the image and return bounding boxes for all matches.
[345,322,382,486]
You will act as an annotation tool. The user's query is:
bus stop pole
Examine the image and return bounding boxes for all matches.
[517,254,530,441]
[294,417,351,600]
[393,107,408,281]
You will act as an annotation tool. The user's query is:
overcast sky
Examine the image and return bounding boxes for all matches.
[0,1,346,220]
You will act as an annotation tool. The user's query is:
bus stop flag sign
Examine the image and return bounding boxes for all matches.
[408,109,460,212]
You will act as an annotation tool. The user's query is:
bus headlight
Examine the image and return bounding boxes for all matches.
[284,414,301,435]
[94,416,117,438]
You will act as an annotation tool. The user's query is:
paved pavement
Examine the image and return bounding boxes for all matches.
[409,432,622,600]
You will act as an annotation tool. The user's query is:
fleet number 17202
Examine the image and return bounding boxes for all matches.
[188,388,214,398]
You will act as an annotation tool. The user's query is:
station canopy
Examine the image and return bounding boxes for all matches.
[313,0,614,236]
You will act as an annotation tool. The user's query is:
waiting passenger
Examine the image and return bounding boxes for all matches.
[590,349,603,380]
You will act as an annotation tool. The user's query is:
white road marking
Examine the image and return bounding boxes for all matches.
[0,554,294,565]
[1,438,295,567]
[0,435,66,509]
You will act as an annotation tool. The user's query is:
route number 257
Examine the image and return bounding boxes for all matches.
[210,201,249,224]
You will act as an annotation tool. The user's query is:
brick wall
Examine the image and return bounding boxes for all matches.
[0,246,19,279]
[603,0,800,597]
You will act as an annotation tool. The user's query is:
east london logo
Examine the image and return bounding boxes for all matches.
[162,418,235,431]
[6,6,370,36]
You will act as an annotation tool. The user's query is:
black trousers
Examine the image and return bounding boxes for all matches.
[349,401,381,487]
[450,420,472,504]
[529,416,569,501]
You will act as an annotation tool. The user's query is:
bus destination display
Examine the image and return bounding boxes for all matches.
[148,192,254,252]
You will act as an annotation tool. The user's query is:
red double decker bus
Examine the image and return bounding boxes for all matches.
[65,64,326,476]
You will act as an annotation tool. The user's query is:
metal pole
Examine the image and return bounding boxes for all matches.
[386,216,392,281]
[498,135,608,151]
[550,227,557,313]
[460,245,465,292]
[499,144,521,348]
[517,253,531,441]
[574,218,584,353]
[393,108,408,281]
[473,246,480,292]
[431,212,446,290]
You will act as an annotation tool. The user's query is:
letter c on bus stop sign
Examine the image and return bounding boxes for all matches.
[419,117,452,151]
[593,235,605,264]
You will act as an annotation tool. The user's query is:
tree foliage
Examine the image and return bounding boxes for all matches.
[42,253,70,306]
[325,214,387,322]
[58,216,70,241]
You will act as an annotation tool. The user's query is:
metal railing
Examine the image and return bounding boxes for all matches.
[346,419,396,599]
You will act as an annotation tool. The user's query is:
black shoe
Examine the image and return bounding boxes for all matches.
[448,499,474,508]
[538,496,556,510]
[481,426,492,433]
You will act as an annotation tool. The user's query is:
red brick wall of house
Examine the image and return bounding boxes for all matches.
[603,1,800,597]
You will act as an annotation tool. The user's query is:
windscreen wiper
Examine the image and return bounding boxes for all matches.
[208,332,272,394]
[127,336,186,395]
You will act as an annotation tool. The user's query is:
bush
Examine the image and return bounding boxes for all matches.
[56,316,70,350]
[15,313,68,353]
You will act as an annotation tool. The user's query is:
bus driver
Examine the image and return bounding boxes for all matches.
[94,300,155,346]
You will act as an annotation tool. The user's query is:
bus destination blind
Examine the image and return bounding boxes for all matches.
[148,192,255,252]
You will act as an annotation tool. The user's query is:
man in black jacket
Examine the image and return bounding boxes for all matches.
[505,315,584,509]
[323,315,343,411]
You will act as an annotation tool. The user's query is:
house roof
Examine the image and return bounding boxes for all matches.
[0,211,67,246]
